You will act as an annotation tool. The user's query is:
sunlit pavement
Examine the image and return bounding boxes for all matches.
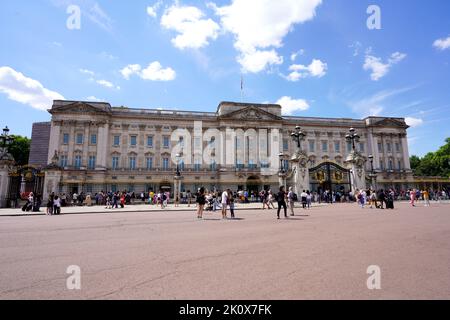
[0,202,449,300]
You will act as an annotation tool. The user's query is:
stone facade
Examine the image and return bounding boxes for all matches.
[31,100,415,197]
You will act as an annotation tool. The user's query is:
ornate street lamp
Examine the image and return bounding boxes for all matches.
[0,126,13,150]
[291,126,306,151]
[345,127,360,152]
[368,154,377,190]
[278,152,285,173]
[175,153,181,177]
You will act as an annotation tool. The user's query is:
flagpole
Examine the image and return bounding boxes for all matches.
[240,74,243,103]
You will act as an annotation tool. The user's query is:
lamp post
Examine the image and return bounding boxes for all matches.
[291,126,306,152]
[345,127,360,152]
[0,126,13,152]
[175,153,181,177]
[368,154,377,190]
[278,152,286,188]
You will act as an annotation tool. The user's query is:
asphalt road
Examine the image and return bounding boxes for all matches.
[0,202,449,300]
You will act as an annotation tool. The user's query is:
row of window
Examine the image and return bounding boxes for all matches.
[63,133,97,145]
[380,158,403,170]
[62,134,168,148]
[378,142,402,153]
[283,140,365,153]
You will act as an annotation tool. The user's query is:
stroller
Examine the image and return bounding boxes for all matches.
[21,201,33,212]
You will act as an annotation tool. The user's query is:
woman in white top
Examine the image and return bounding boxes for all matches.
[221,190,228,219]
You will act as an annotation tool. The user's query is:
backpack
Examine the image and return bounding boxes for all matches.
[292,193,298,201]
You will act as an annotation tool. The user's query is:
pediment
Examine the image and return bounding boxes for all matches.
[50,101,111,114]
[371,118,408,128]
[219,106,282,121]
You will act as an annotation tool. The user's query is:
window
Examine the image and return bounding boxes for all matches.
[63,133,69,145]
[162,158,169,170]
[388,159,393,170]
[387,142,392,153]
[88,156,96,169]
[248,160,256,169]
[113,135,120,146]
[179,160,185,171]
[76,133,83,145]
[147,136,153,147]
[309,140,315,152]
[322,141,328,153]
[194,161,201,171]
[347,142,352,152]
[359,142,365,152]
[146,157,153,170]
[90,134,97,145]
[380,159,384,170]
[111,185,117,193]
[163,136,170,148]
[283,160,289,171]
[283,139,289,151]
[129,157,136,170]
[60,155,68,167]
[334,141,340,153]
[395,143,400,153]
[398,160,402,170]
[112,157,119,170]
[74,155,82,168]
[210,161,217,171]
[86,184,93,193]
[130,135,137,146]
[378,142,382,153]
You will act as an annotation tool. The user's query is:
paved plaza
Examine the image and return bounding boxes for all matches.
[0,202,449,300]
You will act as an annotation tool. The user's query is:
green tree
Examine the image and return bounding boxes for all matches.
[410,138,450,177]
[7,135,31,166]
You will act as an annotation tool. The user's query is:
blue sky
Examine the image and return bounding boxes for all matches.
[1,0,449,157]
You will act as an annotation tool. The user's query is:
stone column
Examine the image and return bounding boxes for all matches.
[0,162,11,208]
[47,121,61,165]
[400,133,411,170]
[345,152,367,193]
[97,122,109,169]
[291,151,310,194]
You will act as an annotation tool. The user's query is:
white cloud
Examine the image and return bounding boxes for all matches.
[285,59,327,81]
[161,4,220,50]
[212,0,322,73]
[147,1,162,18]
[346,86,416,117]
[96,79,120,90]
[405,117,424,128]
[363,52,406,81]
[290,49,305,61]
[120,62,176,81]
[86,2,113,32]
[237,49,283,74]
[79,68,95,76]
[276,96,310,115]
[86,96,103,102]
[120,64,141,80]
[0,66,64,111]
[433,36,450,50]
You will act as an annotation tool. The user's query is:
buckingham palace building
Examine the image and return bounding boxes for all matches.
[28,100,416,198]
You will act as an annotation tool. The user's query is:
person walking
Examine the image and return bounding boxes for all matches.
[46,195,53,215]
[267,190,276,209]
[196,187,206,219]
[53,195,61,215]
[276,186,288,219]
[410,189,416,207]
[287,187,296,216]
[228,190,235,219]
[306,190,312,209]
[300,190,308,210]
[221,189,229,219]
[423,189,430,207]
